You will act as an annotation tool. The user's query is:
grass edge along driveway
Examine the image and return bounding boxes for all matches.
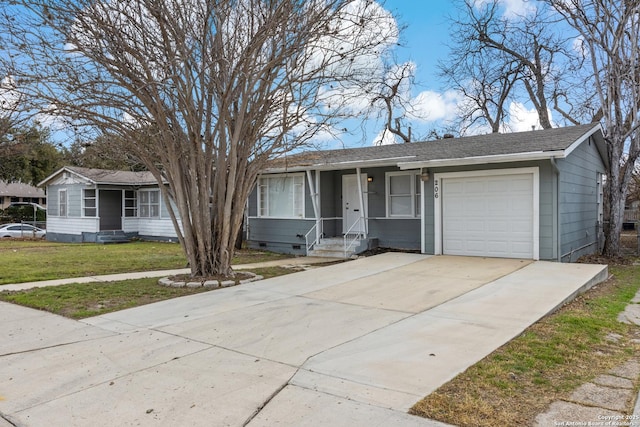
[410,263,640,426]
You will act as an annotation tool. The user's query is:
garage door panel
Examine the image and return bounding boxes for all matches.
[486,241,509,255]
[487,180,509,193]
[442,173,534,259]
[511,177,533,191]
[446,181,464,194]
[487,202,508,214]
[466,181,486,193]
[487,221,507,232]
[463,198,486,212]
[465,221,485,232]
[443,238,464,252]
[465,240,487,252]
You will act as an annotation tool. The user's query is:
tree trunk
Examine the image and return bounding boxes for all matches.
[603,179,624,257]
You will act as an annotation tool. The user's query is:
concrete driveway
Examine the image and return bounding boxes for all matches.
[0,253,607,426]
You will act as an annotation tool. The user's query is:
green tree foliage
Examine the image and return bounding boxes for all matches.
[0,204,46,223]
[63,135,146,171]
[0,124,63,185]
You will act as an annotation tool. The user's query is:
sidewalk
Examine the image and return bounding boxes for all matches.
[1,256,337,292]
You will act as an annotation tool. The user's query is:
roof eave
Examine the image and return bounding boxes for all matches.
[38,166,96,187]
[397,150,567,170]
[262,156,417,174]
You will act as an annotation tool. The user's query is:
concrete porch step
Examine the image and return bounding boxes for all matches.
[308,237,364,259]
[96,230,131,244]
[308,248,355,259]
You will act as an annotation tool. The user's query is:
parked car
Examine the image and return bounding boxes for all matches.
[0,223,46,239]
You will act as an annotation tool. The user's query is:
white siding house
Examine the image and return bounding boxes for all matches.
[39,167,180,243]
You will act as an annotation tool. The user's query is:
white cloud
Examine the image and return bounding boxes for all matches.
[408,90,462,124]
[505,101,553,131]
[0,76,20,113]
[473,0,538,19]
[572,35,588,59]
[35,104,67,130]
[372,128,400,146]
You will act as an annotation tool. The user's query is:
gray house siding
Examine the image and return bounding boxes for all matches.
[422,161,557,260]
[246,127,605,260]
[556,136,606,261]
[247,218,313,255]
[368,218,420,250]
[247,166,423,254]
[246,175,315,255]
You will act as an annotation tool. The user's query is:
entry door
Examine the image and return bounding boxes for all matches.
[99,190,123,231]
[342,174,368,234]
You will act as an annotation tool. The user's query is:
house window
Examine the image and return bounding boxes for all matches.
[83,189,97,217]
[386,172,420,217]
[124,190,137,217]
[139,189,160,218]
[59,189,67,217]
[258,174,304,218]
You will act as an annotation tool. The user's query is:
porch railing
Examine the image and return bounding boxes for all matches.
[343,216,366,258]
[305,217,339,253]
[305,217,365,256]
[304,220,321,254]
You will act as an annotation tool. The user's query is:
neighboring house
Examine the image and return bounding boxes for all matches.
[0,181,46,210]
[246,124,608,262]
[38,167,180,243]
[624,178,640,228]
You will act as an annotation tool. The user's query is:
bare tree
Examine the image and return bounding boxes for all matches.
[444,0,584,131]
[2,0,401,277]
[440,34,522,133]
[0,75,28,155]
[549,0,640,257]
[369,61,416,143]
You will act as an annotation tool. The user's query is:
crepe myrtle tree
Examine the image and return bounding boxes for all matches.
[2,0,403,277]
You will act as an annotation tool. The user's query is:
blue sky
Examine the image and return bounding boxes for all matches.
[350,0,548,146]
[385,0,454,88]
[38,0,544,147]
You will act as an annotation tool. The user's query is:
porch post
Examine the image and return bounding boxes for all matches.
[306,170,321,241]
[356,167,367,237]
[315,169,321,240]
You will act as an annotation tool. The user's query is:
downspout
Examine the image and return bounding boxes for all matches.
[551,158,561,262]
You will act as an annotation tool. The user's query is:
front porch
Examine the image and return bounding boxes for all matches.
[246,167,422,258]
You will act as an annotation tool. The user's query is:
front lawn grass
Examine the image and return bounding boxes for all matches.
[0,266,301,319]
[410,263,640,426]
[0,240,291,285]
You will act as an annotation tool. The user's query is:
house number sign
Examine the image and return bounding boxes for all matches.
[434,179,439,199]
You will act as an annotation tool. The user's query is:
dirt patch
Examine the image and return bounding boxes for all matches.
[167,271,255,284]
[577,253,632,265]
[358,247,420,257]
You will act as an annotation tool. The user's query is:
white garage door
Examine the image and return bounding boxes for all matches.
[441,172,535,259]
